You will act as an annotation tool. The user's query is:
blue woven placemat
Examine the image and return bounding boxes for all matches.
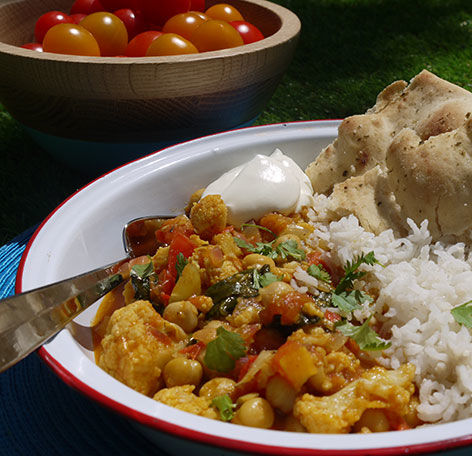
[0,228,169,456]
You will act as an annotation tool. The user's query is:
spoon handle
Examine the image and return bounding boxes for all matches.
[0,259,127,373]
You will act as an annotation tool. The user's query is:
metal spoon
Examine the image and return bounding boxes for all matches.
[0,215,173,373]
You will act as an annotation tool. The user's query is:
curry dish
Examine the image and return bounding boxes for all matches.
[93,193,420,433]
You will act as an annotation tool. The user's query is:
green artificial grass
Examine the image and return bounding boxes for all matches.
[3,0,472,244]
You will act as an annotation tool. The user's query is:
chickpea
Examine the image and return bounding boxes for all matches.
[259,281,294,307]
[242,254,276,270]
[163,301,198,333]
[163,357,203,388]
[284,414,307,433]
[199,377,236,400]
[265,375,296,413]
[234,397,274,429]
[352,409,390,433]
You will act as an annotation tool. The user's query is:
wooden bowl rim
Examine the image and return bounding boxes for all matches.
[0,0,300,65]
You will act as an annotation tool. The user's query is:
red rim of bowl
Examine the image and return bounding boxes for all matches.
[15,119,472,455]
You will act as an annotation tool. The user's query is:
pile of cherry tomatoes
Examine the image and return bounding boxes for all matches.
[21,0,264,57]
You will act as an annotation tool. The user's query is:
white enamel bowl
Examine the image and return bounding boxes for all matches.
[17,121,472,455]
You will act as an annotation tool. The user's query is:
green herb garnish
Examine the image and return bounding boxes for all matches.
[130,259,156,301]
[234,237,278,258]
[332,290,373,313]
[307,263,331,283]
[276,239,306,261]
[451,300,472,328]
[251,264,282,289]
[335,251,378,294]
[335,316,391,351]
[175,252,188,279]
[204,327,246,372]
[212,394,236,421]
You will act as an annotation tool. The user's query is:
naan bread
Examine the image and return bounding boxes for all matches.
[306,70,472,242]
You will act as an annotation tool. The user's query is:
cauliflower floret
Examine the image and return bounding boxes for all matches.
[98,300,187,396]
[294,363,415,433]
[190,194,227,240]
[153,385,218,419]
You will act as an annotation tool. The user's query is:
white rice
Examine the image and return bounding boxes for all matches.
[301,210,472,424]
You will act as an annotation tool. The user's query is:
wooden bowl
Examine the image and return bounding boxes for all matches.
[0,0,300,146]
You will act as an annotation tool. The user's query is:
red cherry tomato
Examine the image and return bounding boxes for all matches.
[21,42,43,51]
[113,8,144,38]
[140,0,191,26]
[125,30,162,56]
[70,0,105,15]
[190,0,205,11]
[42,23,100,56]
[205,3,244,22]
[230,20,263,44]
[162,12,206,41]
[70,13,87,24]
[191,19,243,52]
[34,11,73,43]
[100,0,134,11]
[80,12,128,56]
[145,32,198,55]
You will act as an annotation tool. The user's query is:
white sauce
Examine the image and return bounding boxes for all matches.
[201,148,315,227]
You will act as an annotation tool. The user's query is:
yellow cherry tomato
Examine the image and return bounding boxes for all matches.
[191,19,243,52]
[205,3,244,22]
[162,12,206,41]
[145,33,199,56]
[42,23,100,56]
[79,12,128,56]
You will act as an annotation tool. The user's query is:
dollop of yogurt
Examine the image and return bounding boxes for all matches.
[201,148,315,227]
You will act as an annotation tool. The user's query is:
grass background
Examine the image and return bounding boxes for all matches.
[2,0,472,244]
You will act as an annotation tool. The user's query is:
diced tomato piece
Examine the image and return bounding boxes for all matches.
[272,340,317,390]
[179,341,205,359]
[258,213,292,236]
[324,309,342,323]
[235,354,258,382]
[306,251,333,275]
[155,215,194,244]
[261,291,312,326]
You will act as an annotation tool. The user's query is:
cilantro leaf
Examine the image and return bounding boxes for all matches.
[275,239,306,261]
[233,237,278,259]
[251,265,282,289]
[130,260,156,301]
[259,271,282,288]
[335,316,391,351]
[331,290,372,313]
[451,300,472,328]
[335,251,378,294]
[175,252,188,279]
[212,394,236,422]
[130,260,153,279]
[307,263,331,283]
[204,327,246,372]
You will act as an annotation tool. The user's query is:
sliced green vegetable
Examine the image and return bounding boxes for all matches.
[204,327,246,372]
[335,316,391,351]
[451,300,472,328]
[212,394,236,421]
[307,263,331,283]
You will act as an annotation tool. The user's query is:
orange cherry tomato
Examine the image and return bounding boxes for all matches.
[162,12,206,41]
[205,3,244,22]
[145,33,198,56]
[42,23,100,56]
[125,30,162,56]
[191,19,243,52]
[80,12,128,56]
[189,10,209,20]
